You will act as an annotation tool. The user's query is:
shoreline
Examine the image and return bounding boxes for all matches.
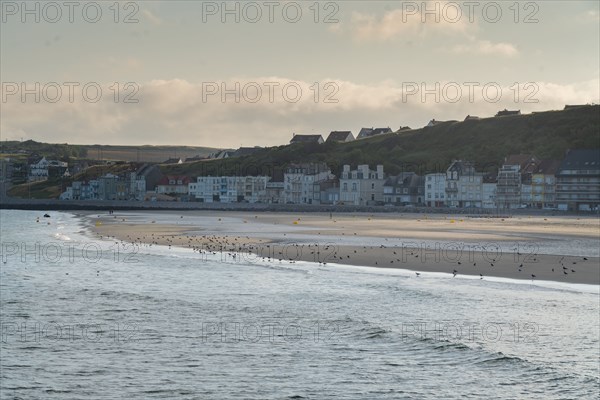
[3,197,599,218]
[79,210,600,285]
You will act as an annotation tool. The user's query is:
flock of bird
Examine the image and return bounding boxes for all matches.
[90,214,593,282]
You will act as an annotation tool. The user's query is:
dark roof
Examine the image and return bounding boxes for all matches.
[384,172,417,187]
[290,134,324,144]
[558,149,600,172]
[326,131,354,143]
[232,147,264,157]
[534,159,561,175]
[357,127,392,139]
[495,109,521,117]
[464,115,480,121]
[397,126,412,131]
[163,158,182,164]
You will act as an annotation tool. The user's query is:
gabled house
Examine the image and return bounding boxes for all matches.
[326,131,355,143]
[232,147,264,157]
[356,127,392,140]
[495,109,521,117]
[290,134,324,145]
[339,164,385,205]
[384,172,425,206]
[426,119,447,127]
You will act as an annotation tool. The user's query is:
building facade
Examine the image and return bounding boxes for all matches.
[555,149,600,211]
[425,173,446,207]
[340,164,385,205]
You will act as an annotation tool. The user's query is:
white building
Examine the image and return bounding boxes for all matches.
[189,176,269,203]
[445,161,483,208]
[28,157,68,182]
[424,173,446,207]
[340,164,385,205]
[283,163,333,204]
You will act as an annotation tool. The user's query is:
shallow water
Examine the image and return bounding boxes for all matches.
[1,210,599,399]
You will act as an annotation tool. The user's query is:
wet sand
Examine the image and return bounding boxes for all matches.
[86,211,600,285]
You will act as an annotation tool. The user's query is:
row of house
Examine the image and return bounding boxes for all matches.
[288,109,534,145]
[57,149,600,212]
[290,127,395,145]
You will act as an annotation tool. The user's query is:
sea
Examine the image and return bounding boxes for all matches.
[0,210,599,399]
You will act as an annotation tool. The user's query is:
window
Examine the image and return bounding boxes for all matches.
[343,183,348,191]
[371,183,375,189]
[352,183,357,191]
[427,184,432,189]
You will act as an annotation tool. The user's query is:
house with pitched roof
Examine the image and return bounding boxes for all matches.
[326,131,354,143]
[356,127,392,140]
[289,134,324,145]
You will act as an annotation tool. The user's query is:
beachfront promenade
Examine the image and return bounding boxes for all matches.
[0,197,567,216]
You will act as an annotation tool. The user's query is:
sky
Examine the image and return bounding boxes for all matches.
[1,0,599,148]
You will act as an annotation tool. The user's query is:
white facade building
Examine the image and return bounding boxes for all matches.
[340,164,385,205]
[189,176,269,203]
[425,173,446,207]
[283,163,332,204]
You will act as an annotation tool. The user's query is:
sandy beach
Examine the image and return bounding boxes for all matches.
[86,211,600,285]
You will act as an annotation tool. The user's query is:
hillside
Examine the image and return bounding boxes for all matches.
[0,141,219,163]
[5,105,599,199]
[164,105,600,177]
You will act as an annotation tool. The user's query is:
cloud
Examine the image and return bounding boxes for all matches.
[451,40,519,57]
[142,9,163,25]
[341,3,472,42]
[1,78,598,147]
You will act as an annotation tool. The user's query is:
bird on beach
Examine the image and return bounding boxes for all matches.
[531,274,536,280]
[415,272,421,277]
[479,274,483,279]
[452,269,458,277]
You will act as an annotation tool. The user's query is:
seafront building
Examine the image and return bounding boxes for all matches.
[384,173,424,206]
[555,149,600,211]
[424,173,446,207]
[189,176,270,203]
[283,163,333,204]
[53,148,599,212]
[530,160,561,209]
[445,160,484,208]
[340,164,385,205]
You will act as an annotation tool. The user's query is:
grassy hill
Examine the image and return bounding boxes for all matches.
[0,141,219,163]
[6,105,599,199]
[164,105,600,177]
